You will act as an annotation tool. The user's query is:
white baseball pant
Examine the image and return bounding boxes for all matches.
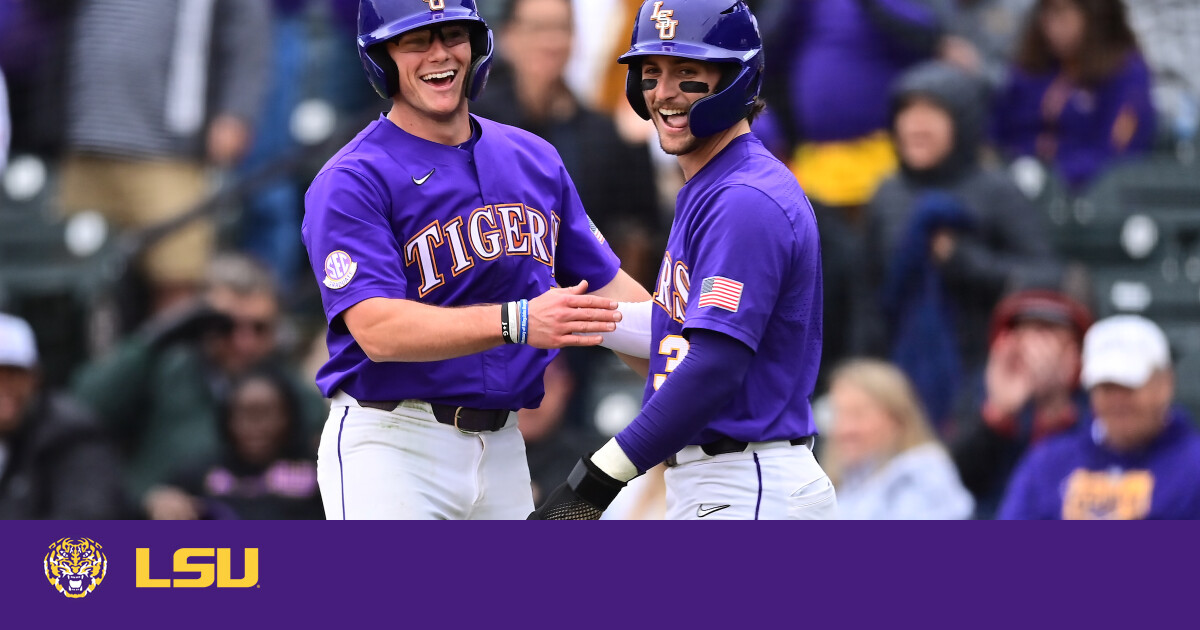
[317,391,534,520]
[664,440,838,520]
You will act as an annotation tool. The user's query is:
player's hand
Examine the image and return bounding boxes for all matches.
[528,455,627,520]
[525,280,621,349]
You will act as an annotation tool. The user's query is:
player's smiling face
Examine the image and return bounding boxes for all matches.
[387,23,473,120]
[640,55,721,156]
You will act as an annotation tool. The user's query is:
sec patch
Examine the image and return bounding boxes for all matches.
[323,250,358,289]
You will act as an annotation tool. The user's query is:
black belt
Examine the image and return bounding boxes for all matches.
[666,435,815,467]
[357,400,510,432]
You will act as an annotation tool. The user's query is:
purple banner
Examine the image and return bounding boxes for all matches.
[3,521,1194,628]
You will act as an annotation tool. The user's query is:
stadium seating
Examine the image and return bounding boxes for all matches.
[1035,154,1200,422]
[0,155,119,386]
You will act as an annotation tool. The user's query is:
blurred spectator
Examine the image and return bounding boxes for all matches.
[473,0,663,288]
[1123,0,1200,153]
[941,0,1036,89]
[518,356,604,506]
[951,289,1092,518]
[144,366,322,520]
[562,0,620,108]
[235,0,312,290]
[863,61,1060,428]
[993,0,1155,189]
[591,0,656,117]
[0,313,123,519]
[324,0,381,119]
[57,0,270,316]
[71,253,324,514]
[824,359,974,520]
[0,65,8,175]
[999,315,1200,519]
[760,0,945,213]
[757,0,948,392]
[0,0,77,159]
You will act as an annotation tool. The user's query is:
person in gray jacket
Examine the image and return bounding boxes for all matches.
[58,0,269,317]
[860,61,1061,430]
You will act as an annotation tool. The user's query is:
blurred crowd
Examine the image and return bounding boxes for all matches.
[1,0,1198,520]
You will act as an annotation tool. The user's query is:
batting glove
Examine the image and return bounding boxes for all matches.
[527,455,627,520]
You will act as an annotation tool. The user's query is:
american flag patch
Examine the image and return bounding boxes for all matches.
[698,276,743,312]
[587,216,606,244]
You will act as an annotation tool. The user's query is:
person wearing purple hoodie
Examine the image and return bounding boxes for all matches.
[992,0,1155,190]
[999,315,1200,520]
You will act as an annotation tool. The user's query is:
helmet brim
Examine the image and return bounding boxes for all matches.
[618,42,757,66]
[359,11,486,49]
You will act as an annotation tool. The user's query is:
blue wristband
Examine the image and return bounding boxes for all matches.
[518,299,529,345]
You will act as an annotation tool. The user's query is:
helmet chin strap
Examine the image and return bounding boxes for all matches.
[639,79,711,94]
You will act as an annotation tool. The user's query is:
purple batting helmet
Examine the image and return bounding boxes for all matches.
[618,0,764,137]
[357,0,493,100]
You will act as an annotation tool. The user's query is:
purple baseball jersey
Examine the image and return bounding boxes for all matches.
[646,133,822,444]
[302,114,620,409]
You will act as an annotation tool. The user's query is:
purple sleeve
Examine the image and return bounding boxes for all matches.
[1113,54,1156,155]
[1061,54,1156,187]
[549,163,621,289]
[996,445,1056,520]
[615,329,754,472]
[302,167,407,324]
[860,0,946,59]
[681,185,796,351]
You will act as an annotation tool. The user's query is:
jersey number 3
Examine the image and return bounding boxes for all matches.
[652,335,690,390]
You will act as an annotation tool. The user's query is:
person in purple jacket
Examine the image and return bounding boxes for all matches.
[999,315,1200,520]
[993,0,1155,190]
[759,0,946,211]
[302,0,650,520]
[530,0,838,520]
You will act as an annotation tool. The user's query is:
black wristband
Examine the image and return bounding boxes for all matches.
[566,455,627,512]
[500,301,515,344]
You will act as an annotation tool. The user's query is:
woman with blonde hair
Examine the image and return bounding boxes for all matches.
[825,359,974,519]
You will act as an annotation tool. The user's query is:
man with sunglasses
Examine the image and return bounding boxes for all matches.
[531,0,837,520]
[72,253,325,517]
[302,0,649,520]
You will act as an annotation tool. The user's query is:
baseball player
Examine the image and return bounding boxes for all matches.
[302,0,650,520]
[530,0,838,520]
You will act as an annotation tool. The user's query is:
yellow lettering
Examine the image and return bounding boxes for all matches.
[135,548,170,588]
[217,548,259,588]
[172,548,215,588]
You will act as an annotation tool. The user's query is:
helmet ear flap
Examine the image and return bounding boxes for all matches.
[624,62,652,120]
[364,43,398,99]
[465,45,493,101]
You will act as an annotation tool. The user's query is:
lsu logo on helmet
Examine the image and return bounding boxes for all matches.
[650,2,678,40]
[44,537,107,599]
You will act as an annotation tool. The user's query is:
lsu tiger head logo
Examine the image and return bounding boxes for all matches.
[44,538,107,599]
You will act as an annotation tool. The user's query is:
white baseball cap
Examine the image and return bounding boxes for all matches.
[0,313,38,369]
[1080,315,1170,389]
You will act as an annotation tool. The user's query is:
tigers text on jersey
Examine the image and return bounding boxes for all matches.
[302,115,619,410]
[646,133,822,444]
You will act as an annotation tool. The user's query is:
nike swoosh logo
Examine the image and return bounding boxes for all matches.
[413,169,436,186]
[696,504,731,518]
